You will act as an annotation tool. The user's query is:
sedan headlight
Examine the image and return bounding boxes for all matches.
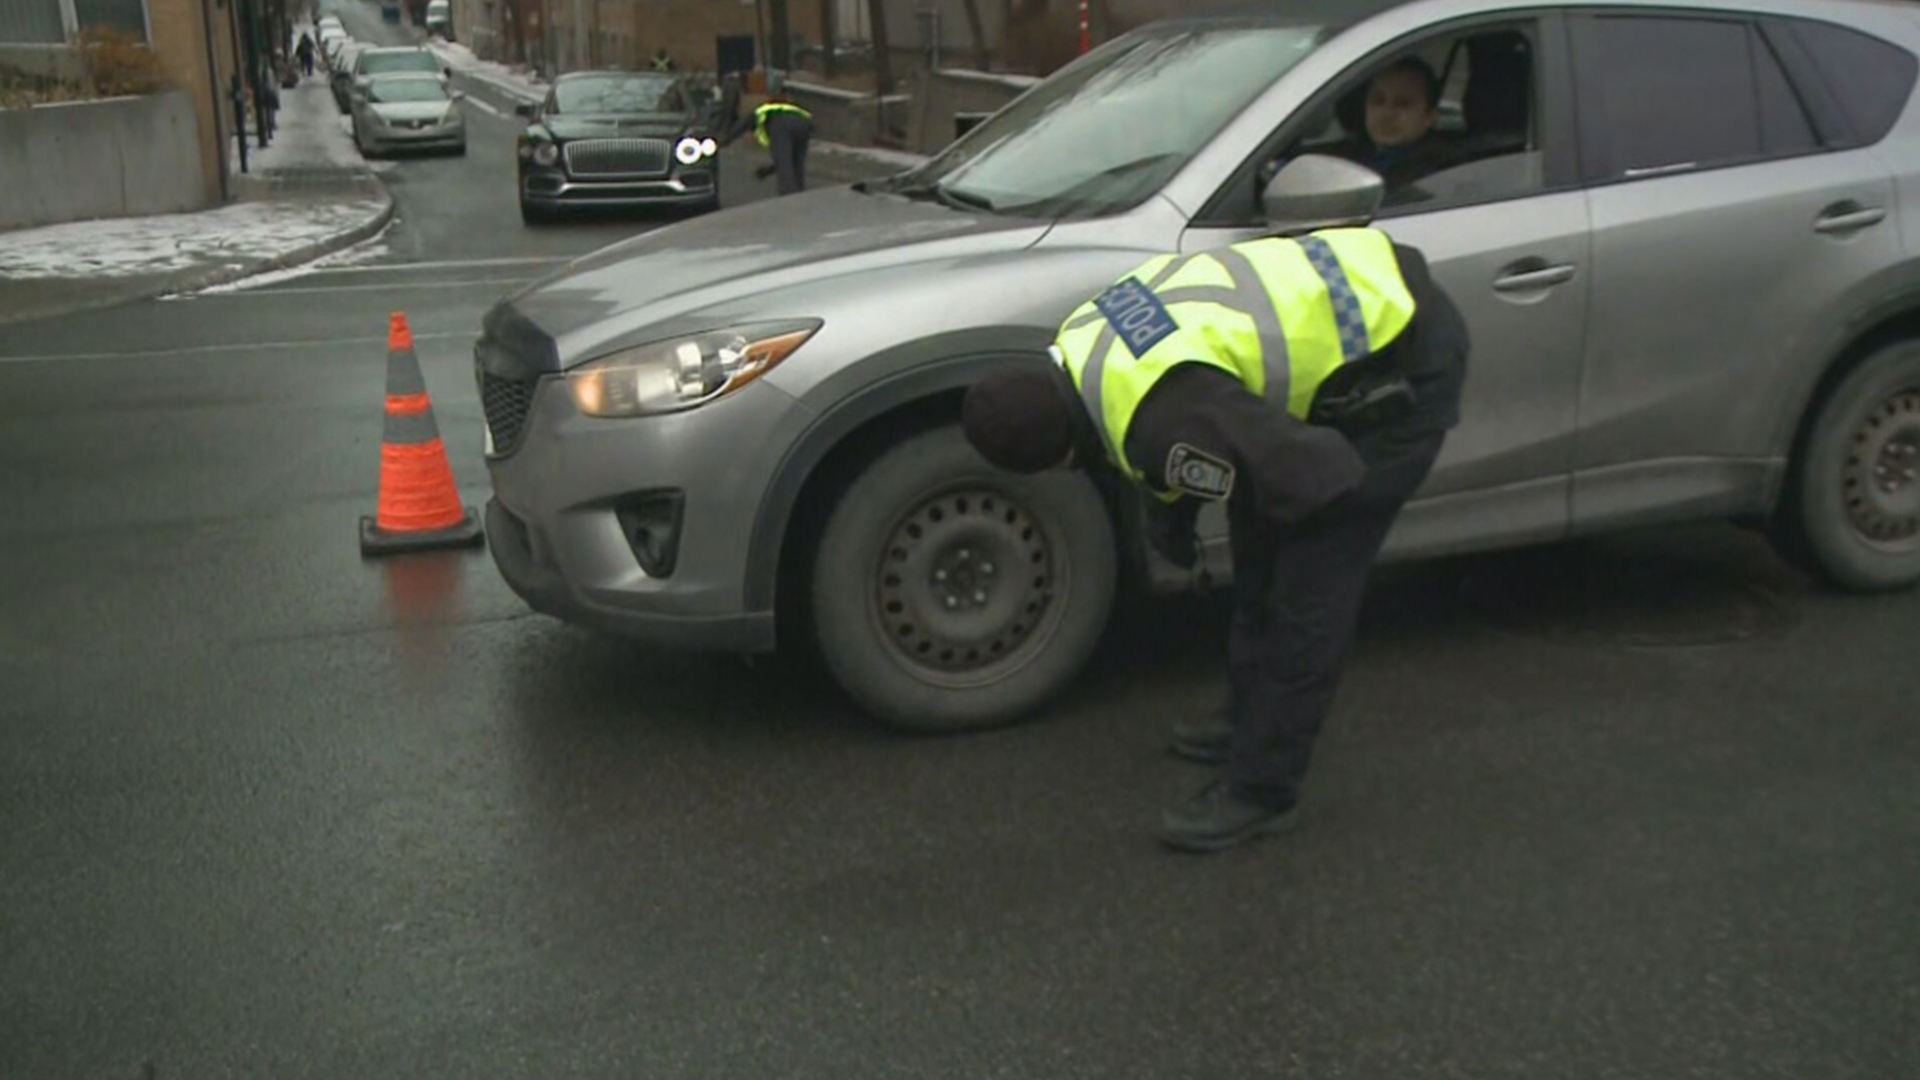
[567,322,821,417]
[674,136,717,166]
[532,142,558,166]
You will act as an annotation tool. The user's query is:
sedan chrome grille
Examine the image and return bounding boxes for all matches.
[563,138,671,178]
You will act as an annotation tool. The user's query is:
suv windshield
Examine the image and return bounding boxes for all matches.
[551,75,684,115]
[888,22,1331,219]
[359,50,439,76]
[368,78,448,104]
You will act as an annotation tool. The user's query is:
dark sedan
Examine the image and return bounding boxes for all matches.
[516,71,724,224]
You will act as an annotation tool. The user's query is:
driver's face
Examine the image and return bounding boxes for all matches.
[1365,67,1437,148]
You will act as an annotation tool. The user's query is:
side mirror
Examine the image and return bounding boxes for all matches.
[515,102,539,120]
[1261,154,1385,235]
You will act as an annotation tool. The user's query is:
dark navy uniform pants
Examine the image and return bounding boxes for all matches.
[764,113,812,195]
[1224,422,1447,807]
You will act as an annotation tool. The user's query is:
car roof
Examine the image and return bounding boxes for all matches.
[360,45,434,55]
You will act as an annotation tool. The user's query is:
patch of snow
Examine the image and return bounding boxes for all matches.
[428,39,546,104]
[0,200,386,280]
[817,143,929,169]
[167,220,396,296]
[232,81,365,175]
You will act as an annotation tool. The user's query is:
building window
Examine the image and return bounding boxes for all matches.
[74,0,147,39]
[0,0,148,44]
[0,0,69,44]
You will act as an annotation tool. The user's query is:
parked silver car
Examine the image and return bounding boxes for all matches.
[351,73,466,156]
[476,0,1920,730]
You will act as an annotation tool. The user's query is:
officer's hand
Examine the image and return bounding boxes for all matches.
[1146,499,1200,569]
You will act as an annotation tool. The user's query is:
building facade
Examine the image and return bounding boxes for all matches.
[0,0,247,208]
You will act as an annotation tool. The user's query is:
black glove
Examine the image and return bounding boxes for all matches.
[754,163,776,180]
[1145,497,1201,569]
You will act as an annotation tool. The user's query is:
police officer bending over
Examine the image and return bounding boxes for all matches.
[960,156,1469,854]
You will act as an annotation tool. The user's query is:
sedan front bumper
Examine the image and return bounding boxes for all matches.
[520,166,717,208]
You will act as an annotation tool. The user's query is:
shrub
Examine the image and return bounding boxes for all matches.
[73,26,170,98]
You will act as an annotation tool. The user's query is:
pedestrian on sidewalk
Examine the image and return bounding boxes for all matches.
[295,32,316,78]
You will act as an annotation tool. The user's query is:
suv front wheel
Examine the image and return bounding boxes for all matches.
[810,425,1118,732]
[1779,341,1920,591]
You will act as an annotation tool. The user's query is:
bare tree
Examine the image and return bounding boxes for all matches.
[821,0,837,77]
[869,0,894,96]
[961,0,991,70]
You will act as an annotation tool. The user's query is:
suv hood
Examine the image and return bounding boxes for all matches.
[540,114,692,139]
[505,185,1053,355]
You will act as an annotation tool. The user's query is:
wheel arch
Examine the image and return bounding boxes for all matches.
[1775,285,1920,520]
[744,337,1136,645]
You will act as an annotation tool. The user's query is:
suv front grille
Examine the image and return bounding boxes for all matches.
[481,372,536,456]
[564,138,671,177]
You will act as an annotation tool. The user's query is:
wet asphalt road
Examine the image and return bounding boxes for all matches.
[4,19,1920,1080]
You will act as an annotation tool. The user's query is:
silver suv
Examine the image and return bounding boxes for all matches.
[476,0,1920,730]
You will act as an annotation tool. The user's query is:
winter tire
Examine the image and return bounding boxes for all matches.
[1778,341,1920,591]
[810,424,1117,732]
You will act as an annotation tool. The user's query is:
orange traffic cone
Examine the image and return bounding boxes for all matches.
[359,312,486,556]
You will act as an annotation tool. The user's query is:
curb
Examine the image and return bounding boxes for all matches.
[0,182,395,327]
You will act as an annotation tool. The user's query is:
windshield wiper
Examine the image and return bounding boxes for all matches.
[885,180,995,213]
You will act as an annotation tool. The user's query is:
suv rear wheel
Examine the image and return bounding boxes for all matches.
[809,425,1118,732]
[1778,341,1920,591]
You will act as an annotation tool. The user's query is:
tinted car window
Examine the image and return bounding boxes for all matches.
[1754,30,1818,156]
[1579,16,1815,178]
[1787,20,1918,146]
[552,75,681,114]
[359,50,438,76]
[367,79,449,104]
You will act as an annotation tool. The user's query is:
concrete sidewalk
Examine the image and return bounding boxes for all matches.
[0,77,393,327]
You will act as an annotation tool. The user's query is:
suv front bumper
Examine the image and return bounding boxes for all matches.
[478,360,813,654]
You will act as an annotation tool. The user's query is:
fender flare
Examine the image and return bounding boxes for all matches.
[742,335,1058,616]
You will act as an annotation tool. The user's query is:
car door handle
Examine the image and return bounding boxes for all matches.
[1815,204,1887,235]
[1493,263,1576,293]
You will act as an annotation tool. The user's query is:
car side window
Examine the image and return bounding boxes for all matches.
[1783,19,1919,147]
[1572,16,1818,181]
[1198,20,1551,226]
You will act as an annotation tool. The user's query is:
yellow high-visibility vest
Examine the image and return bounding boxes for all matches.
[1051,228,1417,482]
[754,101,812,148]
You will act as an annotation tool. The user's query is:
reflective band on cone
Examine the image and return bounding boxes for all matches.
[360,310,486,557]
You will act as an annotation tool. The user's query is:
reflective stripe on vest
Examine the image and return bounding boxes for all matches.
[1052,228,1415,481]
[754,102,812,147]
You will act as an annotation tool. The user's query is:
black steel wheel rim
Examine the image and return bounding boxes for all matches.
[872,486,1063,685]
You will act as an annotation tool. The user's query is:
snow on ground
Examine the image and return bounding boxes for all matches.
[427,38,545,104]
[232,80,366,175]
[163,221,397,296]
[0,200,387,279]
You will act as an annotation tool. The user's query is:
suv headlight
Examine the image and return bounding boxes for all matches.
[567,321,821,417]
[532,142,559,166]
[675,136,718,165]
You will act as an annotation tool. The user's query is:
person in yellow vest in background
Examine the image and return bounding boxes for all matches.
[650,47,676,72]
[750,71,814,195]
[960,155,1470,854]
